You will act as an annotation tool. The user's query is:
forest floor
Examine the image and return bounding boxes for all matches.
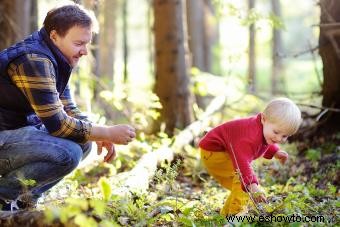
[0,141,338,227]
[36,140,339,226]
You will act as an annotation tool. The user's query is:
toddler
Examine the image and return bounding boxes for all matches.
[199,97,301,215]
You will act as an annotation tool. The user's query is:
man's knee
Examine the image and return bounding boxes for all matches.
[58,141,83,170]
[80,141,92,160]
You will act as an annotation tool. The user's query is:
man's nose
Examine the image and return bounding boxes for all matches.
[80,46,88,55]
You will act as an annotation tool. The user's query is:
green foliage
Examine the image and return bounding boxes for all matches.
[241,8,262,26]
[18,178,36,187]
[44,198,113,227]
[41,141,339,226]
[306,148,321,161]
[268,13,285,30]
[99,177,112,201]
[99,86,162,131]
[39,100,338,227]
[70,162,116,186]
[154,160,181,190]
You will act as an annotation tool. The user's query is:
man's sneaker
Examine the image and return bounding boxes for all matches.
[0,199,11,211]
[0,197,37,212]
[17,194,38,209]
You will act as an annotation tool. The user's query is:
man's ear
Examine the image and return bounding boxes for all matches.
[49,30,58,42]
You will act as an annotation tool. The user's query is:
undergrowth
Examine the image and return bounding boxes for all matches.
[41,141,339,227]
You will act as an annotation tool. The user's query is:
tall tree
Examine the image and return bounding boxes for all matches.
[153,0,193,136]
[98,0,117,88]
[248,0,256,93]
[83,0,100,82]
[318,0,340,133]
[186,0,206,72]
[0,0,37,50]
[122,0,129,83]
[0,1,16,50]
[203,0,219,74]
[15,0,34,38]
[271,0,283,95]
[186,0,218,73]
[85,0,118,121]
[186,0,204,108]
[30,0,38,32]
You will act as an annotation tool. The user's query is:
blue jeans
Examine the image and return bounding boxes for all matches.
[0,125,92,200]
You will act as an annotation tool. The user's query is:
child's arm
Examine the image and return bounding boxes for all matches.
[274,150,289,164]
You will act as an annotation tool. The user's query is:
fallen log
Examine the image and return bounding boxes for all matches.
[110,95,227,195]
[0,95,227,224]
[0,210,64,227]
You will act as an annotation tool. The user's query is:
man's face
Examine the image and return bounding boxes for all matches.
[261,115,290,145]
[50,26,92,67]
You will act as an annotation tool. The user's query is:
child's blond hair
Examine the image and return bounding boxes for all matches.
[263,97,302,135]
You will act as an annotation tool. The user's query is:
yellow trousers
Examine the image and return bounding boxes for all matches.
[200,148,249,215]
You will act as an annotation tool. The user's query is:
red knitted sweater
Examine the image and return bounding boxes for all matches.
[199,113,279,190]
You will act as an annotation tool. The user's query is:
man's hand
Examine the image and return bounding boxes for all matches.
[247,183,267,203]
[107,124,136,145]
[96,141,116,162]
[274,150,289,164]
[90,124,136,145]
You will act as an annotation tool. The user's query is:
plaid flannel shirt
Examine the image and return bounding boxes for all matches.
[6,53,92,143]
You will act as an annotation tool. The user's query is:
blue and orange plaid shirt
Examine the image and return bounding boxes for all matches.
[0,28,92,143]
[6,53,92,143]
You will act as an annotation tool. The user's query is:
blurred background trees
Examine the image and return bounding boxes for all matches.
[318,0,340,135]
[1,2,339,225]
[0,0,37,50]
[0,0,338,145]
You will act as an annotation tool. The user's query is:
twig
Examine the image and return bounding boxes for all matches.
[314,22,340,28]
[228,143,263,214]
[316,109,329,121]
[277,46,319,59]
[297,103,340,112]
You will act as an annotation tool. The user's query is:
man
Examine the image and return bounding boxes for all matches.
[0,4,135,211]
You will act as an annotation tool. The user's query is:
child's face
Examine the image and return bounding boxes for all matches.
[261,116,290,145]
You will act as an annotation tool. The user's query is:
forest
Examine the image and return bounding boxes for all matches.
[0,0,338,226]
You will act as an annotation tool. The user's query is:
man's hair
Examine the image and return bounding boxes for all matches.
[263,97,302,135]
[43,3,98,37]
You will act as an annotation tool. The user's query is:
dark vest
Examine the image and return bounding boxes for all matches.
[0,28,72,130]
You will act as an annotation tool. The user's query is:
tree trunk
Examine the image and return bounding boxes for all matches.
[147,0,155,77]
[15,0,33,40]
[186,0,206,71]
[0,1,18,50]
[83,0,100,99]
[122,0,129,83]
[271,0,283,95]
[99,0,117,89]
[203,0,219,74]
[186,0,218,109]
[248,0,256,93]
[0,0,37,50]
[186,0,217,73]
[153,0,194,136]
[186,0,206,109]
[318,0,340,133]
[30,0,38,32]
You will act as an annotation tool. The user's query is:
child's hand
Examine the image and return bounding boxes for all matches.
[247,183,267,203]
[274,150,289,164]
